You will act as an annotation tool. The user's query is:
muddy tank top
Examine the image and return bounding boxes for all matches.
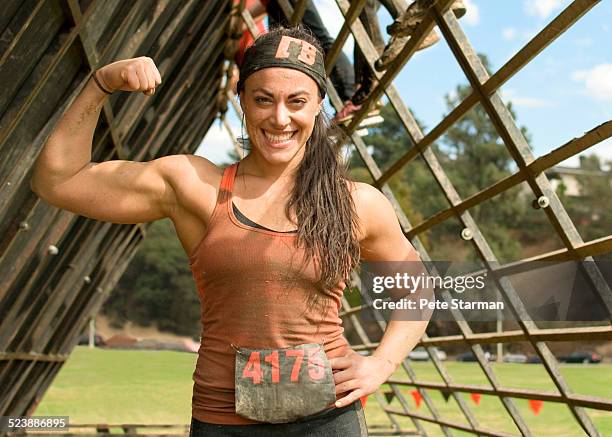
[188,162,349,424]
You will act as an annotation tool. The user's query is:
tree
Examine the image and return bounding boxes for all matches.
[559,154,612,242]
[102,218,201,338]
[349,54,532,262]
[348,103,449,253]
[440,56,530,262]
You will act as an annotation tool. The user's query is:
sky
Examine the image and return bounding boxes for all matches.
[197,0,612,170]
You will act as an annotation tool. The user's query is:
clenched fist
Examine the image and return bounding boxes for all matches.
[96,57,162,96]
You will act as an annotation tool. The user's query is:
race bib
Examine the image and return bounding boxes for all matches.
[234,343,336,423]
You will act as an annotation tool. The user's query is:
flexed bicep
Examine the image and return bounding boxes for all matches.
[37,156,178,224]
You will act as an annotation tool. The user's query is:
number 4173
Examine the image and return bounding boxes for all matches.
[241,349,325,384]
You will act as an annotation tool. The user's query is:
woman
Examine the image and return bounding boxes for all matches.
[31,26,429,437]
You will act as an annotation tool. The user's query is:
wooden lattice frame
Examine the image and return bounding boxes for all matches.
[226,1,611,435]
[0,1,232,433]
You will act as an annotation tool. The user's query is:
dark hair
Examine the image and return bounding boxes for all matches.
[238,26,361,310]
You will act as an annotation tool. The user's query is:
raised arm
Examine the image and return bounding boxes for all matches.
[30,57,179,224]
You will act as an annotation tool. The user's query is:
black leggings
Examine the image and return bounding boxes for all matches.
[189,400,368,436]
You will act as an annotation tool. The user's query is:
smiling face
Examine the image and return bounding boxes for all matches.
[240,67,322,167]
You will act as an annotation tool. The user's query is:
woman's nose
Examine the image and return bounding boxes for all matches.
[271,103,291,126]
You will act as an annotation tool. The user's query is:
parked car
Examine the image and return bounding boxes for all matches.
[77,333,105,346]
[526,355,542,364]
[408,347,447,361]
[456,351,492,362]
[561,351,602,364]
[503,353,528,363]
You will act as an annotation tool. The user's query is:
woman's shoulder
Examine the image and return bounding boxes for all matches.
[346,180,397,241]
[163,154,224,186]
[347,180,389,208]
[174,153,224,175]
[160,154,225,207]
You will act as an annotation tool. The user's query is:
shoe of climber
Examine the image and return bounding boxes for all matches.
[375,28,440,72]
[333,100,363,125]
[333,102,384,127]
[332,78,376,124]
[387,0,465,37]
[386,0,433,37]
[334,78,385,125]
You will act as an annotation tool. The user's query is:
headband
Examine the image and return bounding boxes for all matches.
[237,33,327,98]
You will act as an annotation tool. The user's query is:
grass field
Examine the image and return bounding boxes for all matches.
[36,346,612,436]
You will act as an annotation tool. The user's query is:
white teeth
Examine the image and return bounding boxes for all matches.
[264,130,294,143]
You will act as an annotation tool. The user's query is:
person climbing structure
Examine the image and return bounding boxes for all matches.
[376,0,466,71]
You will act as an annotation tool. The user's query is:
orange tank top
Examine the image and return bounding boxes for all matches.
[188,162,349,425]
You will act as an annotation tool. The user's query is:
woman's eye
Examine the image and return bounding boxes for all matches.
[292,100,307,105]
[255,97,270,104]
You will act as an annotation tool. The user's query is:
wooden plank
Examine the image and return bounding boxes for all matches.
[0,0,65,118]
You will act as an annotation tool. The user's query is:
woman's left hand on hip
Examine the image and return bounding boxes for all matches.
[329,349,395,407]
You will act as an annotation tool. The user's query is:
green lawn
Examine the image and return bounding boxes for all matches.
[37,347,197,425]
[36,347,612,436]
[365,362,612,436]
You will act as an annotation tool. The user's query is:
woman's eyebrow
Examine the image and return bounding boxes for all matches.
[289,90,312,98]
[252,88,312,98]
